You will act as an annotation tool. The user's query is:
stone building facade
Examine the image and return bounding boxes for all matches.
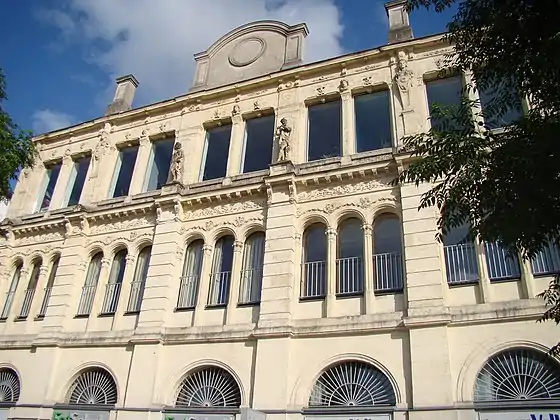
[0,3,559,420]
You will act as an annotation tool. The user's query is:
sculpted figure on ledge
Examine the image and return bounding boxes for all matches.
[170,142,185,183]
[275,117,292,162]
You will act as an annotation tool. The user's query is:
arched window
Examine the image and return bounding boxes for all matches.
[0,262,22,320]
[101,249,127,315]
[373,214,403,292]
[208,236,235,306]
[301,223,327,298]
[18,259,42,319]
[475,348,560,401]
[67,367,118,405]
[176,366,241,408]
[178,240,203,309]
[239,232,265,304]
[38,255,60,318]
[0,368,20,403]
[127,246,151,313]
[336,218,364,295]
[77,253,103,316]
[309,360,396,407]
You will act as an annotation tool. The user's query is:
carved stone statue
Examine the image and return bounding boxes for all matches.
[275,118,292,162]
[170,142,185,183]
[394,51,415,108]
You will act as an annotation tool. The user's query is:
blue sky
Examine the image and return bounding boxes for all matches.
[1,0,456,136]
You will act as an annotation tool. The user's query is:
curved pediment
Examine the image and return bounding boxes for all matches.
[190,20,309,92]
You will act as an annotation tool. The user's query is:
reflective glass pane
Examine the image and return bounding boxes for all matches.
[203,125,232,181]
[308,100,341,161]
[40,163,61,211]
[355,91,392,152]
[478,81,523,129]
[113,146,139,198]
[243,115,275,173]
[426,76,463,130]
[68,156,91,206]
[147,138,174,191]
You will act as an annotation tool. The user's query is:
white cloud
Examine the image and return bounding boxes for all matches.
[32,109,74,134]
[40,0,344,108]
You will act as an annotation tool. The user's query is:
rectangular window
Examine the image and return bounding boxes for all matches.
[38,163,62,212]
[243,115,275,173]
[145,138,175,191]
[111,146,139,198]
[202,125,232,181]
[354,91,392,153]
[66,156,91,207]
[426,75,463,130]
[478,80,523,129]
[308,100,341,161]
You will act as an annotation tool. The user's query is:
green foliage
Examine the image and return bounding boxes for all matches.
[0,69,35,203]
[399,0,560,350]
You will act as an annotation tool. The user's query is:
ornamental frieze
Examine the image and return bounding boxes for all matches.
[297,179,391,202]
[180,216,264,234]
[89,216,156,235]
[15,230,65,246]
[296,196,398,218]
[184,200,266,220]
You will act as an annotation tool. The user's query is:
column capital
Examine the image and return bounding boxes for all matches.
[39,265,50,277]
[362,224,373,236]
[101,257,112,268]
[233,241,244,252]
[326,228,337,239]
[203,245,213,256]
[125,255,136,266]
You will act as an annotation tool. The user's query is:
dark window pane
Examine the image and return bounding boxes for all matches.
[203,125,232,181]
[113,146,139,198]
[304,224,327,262]
[147,138,174,191]
[338,218,364,259]
[243,115,275,173]
[426,76,463,130]
[443,223,472,246]
[40,163,61,211]
[373,215,402,254]
[308,100,341,161]
[478,81,523,129]
[355,91,392,152]
[68,156,91,206]
[219,236,235,272]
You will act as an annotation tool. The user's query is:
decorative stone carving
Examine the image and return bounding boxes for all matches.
[394,51,415,109]
[296,197,398,218]
[233,241,244,252]
[228,37,266,67]
[170,143,184,184]
[16,231,64,246]
[316,86,326,96]
[275,118,292,162]
[89,217,155,234]
[363,76,373,86]
[91,123,113,177]
[338,79,349,92]
[298,179,390,201]
[185,216,264,233]
[184,200,265,220]
[253,101,260,110]
[231,104,241,116]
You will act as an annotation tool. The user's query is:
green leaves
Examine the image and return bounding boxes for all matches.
[0,69,35,202]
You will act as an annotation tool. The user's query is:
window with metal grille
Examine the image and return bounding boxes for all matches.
[208,236,234,306]
[76,253,103,316]
[67,367,117,405]
[1,263,22,320]
[336,218,364,295]
[18,259,41,319]
[175,366,241,408]
[301,223,327,298]
[0,368,20,403]
[177,240,203,309]
[100,249,127,315]
[373,214,404,292]
[38,255,60,318]
[127,246,151,313]
[239,232,265,304]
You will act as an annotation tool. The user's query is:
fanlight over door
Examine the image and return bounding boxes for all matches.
[176,366,241,408]
[0,369,20,403]
[67,368,118,405]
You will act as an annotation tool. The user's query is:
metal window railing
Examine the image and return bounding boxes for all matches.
[176,275,199,309]
[76,285,97,316]
[373,252,404,292]
[208,271,231,306]
[301,261,326,298]
[532,243,560,276]
[38,287,52,317]
[444,243,479,285]
[100,283,121,315]
[484,242,521,281]
[0,292,16,320]
[336,257,364,295]
[238,269,263,304]
[18,288,36,319]
[126,280,146,313]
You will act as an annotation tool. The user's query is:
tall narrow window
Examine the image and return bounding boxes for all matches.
[127,246,151,313]
[426,75,463,130]
[66,156,91,207]
[18,259,41,319]
[101,249,127,315]
[77,253,103,316]
[532,241,560,276]
[442,222,478,285]
[177,240,203,309]
[478,79,523,129]
[239,232,265,304]
[308,100,342,161]
[145,138,175,191]
[111,146,139,198]
[38,163,61,212]
[38,256,60,318]
[0,263,22,320]
[483,242,520,281]
[337,219,364,295]
[373,214,404,292]
[208,236,234,306]
[354,91,392,152]
[301,224,327,298]
[243,116,275,173]
[202,125,232,181]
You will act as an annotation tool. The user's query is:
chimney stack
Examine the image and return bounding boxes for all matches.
[105,74,139,116]
[385,0,413,44]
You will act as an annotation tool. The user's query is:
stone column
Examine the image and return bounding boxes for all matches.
[474,238,492,303]
[340,89,356,157]
[326,228,337,317]
[226,113,245,177]
[362,224,376,314]
[193,244,213,326]
[28,265,50,319]
[128,134,152,196]
[49,154,74,210]
[226,240,244,324]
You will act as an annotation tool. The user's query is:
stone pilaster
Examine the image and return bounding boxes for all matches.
[326,228,337,317]
[362,224,376,314]
[340,89,356,157]
[519,255,536,299]
[474,238,492,303]
[226,114,245,176]
[181,125,205,184]
[129,134,152,196]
